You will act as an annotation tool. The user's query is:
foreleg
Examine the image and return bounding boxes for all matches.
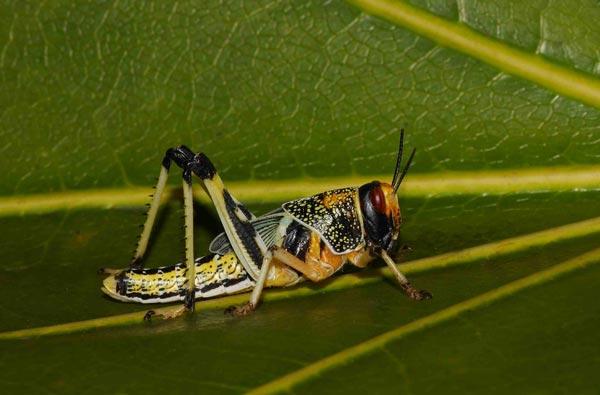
[380,250,431,300]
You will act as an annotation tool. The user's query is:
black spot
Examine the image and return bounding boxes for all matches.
[196,254,216,265]
[115,272,128,295]
[223,275,250,288]
[200,282,222,293]
[127,291,182,301]
[283,221,311,261]
[191,153,216,180]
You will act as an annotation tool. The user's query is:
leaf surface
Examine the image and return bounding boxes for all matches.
[0,0,599,194]
[0,1,599,393]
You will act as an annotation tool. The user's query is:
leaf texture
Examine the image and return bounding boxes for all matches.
[0,1,599,393]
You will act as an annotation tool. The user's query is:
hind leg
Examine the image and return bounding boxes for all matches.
[102,147,268,320]
[140,147,264,320]
[99,147,193,274]
[129,157,170,269]
[143,170,197,320]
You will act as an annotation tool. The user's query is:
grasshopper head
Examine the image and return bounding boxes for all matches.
[358,129,415,253]
[358,181,401,252]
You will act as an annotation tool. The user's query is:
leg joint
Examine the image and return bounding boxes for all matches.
[183,169,192,184]
[164,145,195,170]
[184,289,195,311]
[164,147,217,181]
[190,153,216,180]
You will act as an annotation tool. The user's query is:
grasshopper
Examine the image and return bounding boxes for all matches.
[101,130,431,320]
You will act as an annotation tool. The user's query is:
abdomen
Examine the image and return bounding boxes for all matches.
[101,252,255,304]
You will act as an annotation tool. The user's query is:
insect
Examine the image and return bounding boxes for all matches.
[100,130,431,320]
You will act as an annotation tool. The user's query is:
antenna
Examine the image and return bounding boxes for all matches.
[391,129,405,191]
[393,147,416,193]
[392,129,416,192]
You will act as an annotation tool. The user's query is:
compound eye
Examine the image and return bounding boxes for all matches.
[370,187,386,213]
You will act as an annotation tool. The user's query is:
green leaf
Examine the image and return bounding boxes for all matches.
[1,0,600,195]
[1,0,600,394]
[347,0,600,107]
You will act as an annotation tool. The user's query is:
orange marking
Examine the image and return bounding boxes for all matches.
[322,190,352,209]
[320,244,344,272]
[380,182,402,238]
[347,248,374,268]
[306,231,346,277]
[266,260,300,287]
[308,232,321,261]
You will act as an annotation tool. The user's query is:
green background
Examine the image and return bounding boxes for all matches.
[1,0,599,194]
[1,0,599,393]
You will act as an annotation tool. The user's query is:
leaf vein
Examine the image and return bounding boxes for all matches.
[2,215,599,340]
[345,0,600,108]
[247,246,600,394]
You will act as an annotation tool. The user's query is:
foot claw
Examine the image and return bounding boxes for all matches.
[409,289,432,300]
[145,306,191,321]
[225,302,255,317]
[143,310,156,321]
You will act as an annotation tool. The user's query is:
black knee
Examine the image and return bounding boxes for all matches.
[189,153,216,180]
[182,169,192,184]
[163,146,216,181]
[163,146,195,170]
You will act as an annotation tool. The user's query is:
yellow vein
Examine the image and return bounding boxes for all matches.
[249,246,600,394]
[1,166,599,217]
[1,215,599,340]
[345,0,600,109]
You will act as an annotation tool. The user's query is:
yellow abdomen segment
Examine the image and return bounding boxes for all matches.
[102,251,301,304]
[102,252,253,304]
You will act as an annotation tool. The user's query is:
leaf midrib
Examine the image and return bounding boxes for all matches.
[1,166,599,217]
[345,0,600,109]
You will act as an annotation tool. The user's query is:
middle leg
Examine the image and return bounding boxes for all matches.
[226,250,273,316]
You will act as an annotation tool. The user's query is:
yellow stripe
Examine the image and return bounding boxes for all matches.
[0,166,598,217]
[248,246,600,394]
[1,215,599,340]
[345,0,600,109]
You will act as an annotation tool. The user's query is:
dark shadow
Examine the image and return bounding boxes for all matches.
[140,203,172,260]
[126,186,225,268]
[192,199,223,236]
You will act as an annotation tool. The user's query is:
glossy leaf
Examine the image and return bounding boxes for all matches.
[1,1,599,394]
[0,0,599,195]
